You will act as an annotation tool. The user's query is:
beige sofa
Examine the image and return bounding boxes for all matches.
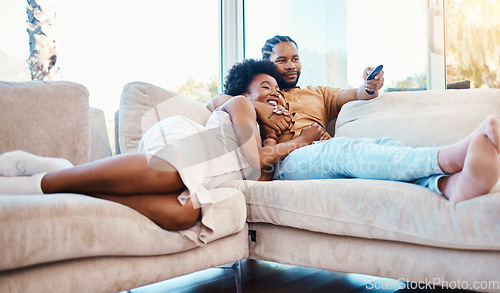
[2,80,500,292]
[0,81,248,293]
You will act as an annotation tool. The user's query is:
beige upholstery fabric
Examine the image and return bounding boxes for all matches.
[0,187,246,271]
[1,81,249,293]
[248,223,500,293]
[223,179,500,250]
[220,89,500,252]
[0,227,249,293]
[89,107,112,160]
[0,81,90,165]
[118,81,211,153]
[335,88,500,147]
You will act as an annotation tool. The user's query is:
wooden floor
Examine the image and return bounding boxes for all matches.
[128,259,477,293]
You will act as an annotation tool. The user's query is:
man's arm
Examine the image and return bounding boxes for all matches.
[206,92,233,112]
[336,67,384,113]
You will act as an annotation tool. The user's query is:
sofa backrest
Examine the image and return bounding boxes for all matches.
[0,81,90,165]
[335,88,500,147]
[89,107,112,161]
[118,81,211,154]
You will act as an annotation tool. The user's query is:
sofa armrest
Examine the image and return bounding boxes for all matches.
[118,82,211,154]
[335,88,500,147]
[0,81,90,165]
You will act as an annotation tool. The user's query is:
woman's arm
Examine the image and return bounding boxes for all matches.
[207,92,291,135]
[220,96,323,170]
[258,125,279,181]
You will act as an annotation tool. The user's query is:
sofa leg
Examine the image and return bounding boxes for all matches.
[217,260,242,292]
[231,260,242,293]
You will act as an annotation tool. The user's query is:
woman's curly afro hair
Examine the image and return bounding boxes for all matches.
[223,59,278,96]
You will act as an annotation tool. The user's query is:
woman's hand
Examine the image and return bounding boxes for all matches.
[298,123,325,145]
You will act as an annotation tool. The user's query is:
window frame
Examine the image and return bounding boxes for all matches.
[220,0,245,89]
[220,0,446,90]
[428,0,446,90]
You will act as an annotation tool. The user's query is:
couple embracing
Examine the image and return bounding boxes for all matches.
[1,36,499,241]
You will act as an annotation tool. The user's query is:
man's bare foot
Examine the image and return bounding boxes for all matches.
[440,133,500,203]
[483,115,500,153]
[438,116,499,174]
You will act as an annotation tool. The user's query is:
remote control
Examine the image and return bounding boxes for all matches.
[365,65,383,95]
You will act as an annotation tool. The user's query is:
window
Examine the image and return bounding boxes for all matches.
[445,0,500,88]
[244,0,430,92]
[0,0,220,152]
[53,0,220,110]
[2,0,498,132]
[0,0,30,80]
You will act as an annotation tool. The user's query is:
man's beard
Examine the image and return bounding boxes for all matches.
[277,71,300,89]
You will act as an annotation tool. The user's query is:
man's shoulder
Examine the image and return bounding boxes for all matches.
[284,85,320,93]
[285,85,342,96]
[306,84,342,90]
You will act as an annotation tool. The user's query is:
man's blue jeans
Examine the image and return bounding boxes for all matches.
[274,137,446,194]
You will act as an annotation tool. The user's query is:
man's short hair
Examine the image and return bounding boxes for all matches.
[261,35,298,60]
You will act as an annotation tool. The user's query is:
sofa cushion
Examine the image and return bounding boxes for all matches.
[118,82,211,153]
[0,81,90,165]
[222,179,500,251]
[0,187,246,271]
[335,88,500,147]
[0,227,250,293]
[247,223,500,290]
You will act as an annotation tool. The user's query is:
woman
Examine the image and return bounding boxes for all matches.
[0,59,324,236]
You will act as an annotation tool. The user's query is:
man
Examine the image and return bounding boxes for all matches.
[207,36,500,203]
[207,35,384,141]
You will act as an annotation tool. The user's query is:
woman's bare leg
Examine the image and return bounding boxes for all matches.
[41,153,185,195]
[40,153,200,229]
[439,133,500,202]
[97,193,200,230]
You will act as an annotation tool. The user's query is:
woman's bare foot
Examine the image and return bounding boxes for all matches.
[438,116,499,174]
[440,133,500,203]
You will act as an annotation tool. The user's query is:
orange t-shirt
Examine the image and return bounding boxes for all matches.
[278,85,342,143]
